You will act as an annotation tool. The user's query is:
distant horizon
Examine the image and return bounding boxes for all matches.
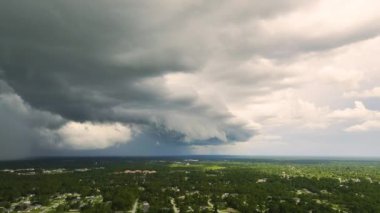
[3,154,380,162]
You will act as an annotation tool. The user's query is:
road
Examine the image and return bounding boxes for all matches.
[170,198,179,213]
[130,199,138,213]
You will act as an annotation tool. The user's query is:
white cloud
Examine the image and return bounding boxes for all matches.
[45,122,133,150]
[330,101,380,132]
[328,101,373,120]
[317,66,363,90]
[344,87,380,98]
[255,0,380,55]
[267,0,380,34]
[345,120,380,132]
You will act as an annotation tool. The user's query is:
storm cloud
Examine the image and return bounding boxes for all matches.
[1,0,380,159]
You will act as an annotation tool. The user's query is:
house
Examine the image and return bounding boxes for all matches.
[142,201,150,213]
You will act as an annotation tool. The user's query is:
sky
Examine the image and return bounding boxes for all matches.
[1,0,380,160]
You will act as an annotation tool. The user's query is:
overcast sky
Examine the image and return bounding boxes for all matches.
[1,0,380,160]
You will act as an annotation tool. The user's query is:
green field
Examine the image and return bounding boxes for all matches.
[169,162,226,171]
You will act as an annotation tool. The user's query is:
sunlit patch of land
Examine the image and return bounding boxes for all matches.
[169,162,226,171]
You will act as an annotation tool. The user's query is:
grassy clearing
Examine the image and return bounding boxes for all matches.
[169,163,225,171]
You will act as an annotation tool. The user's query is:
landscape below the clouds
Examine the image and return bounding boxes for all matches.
[0,156,380,213]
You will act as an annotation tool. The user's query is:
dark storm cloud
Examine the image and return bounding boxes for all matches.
[2,0,379,159]
[0,86,65,160]
[0,0,197,121]
[0,0,347,122]
[0,0,267,155]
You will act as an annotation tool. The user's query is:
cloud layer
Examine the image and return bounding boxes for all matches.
[1,0,380,159]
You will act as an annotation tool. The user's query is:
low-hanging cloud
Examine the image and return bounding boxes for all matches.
[41,121,133,150]
[0,89,64,159]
